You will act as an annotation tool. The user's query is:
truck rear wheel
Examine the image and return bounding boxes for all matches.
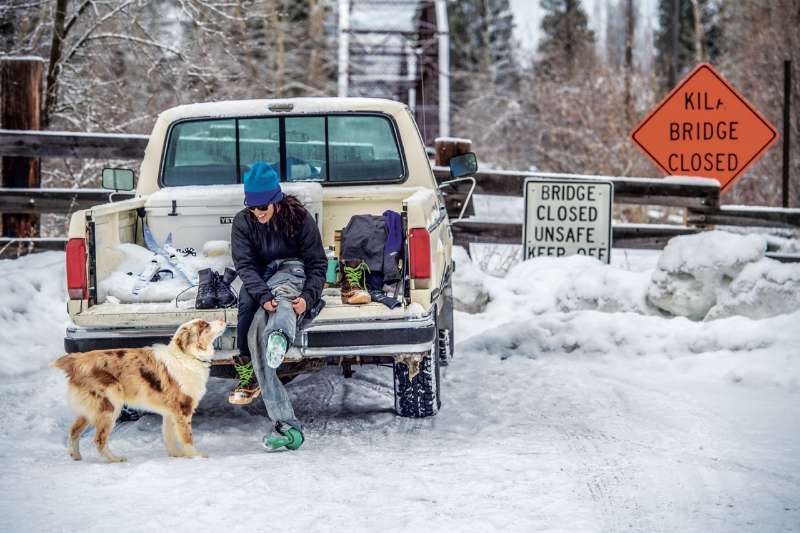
[393,330,441,418]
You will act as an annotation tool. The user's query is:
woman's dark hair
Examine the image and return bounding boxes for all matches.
[272,194,306,237]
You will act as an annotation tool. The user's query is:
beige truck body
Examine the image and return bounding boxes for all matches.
[64,98,457,381]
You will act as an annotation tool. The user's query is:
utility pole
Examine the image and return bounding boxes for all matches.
[783,59,792,208]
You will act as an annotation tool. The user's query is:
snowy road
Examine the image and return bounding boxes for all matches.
[1,252,799,532]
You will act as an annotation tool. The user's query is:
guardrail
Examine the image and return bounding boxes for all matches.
[430,167,799,252]
[0,129,797,261]
[0,129,148,159]
[0,188,135,214]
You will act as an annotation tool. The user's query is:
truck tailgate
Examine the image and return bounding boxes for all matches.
[73,291,410,328]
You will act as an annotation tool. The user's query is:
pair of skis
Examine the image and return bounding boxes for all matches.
[131,224,198,295]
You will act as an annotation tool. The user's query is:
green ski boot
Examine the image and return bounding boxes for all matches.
[228,357,261,405]
[263,422,304,451]
[265,330,288,369]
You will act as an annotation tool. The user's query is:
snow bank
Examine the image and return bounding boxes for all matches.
[454,231,800,389]
[0,252,68,376]
[707,259,800,320]
[461,307,800,389]
[500,254,653,316]
[647,231,767,320]
[451,246,490,313]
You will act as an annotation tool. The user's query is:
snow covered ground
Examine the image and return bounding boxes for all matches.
[0,245,799,532]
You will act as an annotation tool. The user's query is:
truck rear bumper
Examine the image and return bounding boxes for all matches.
[64,312,436,359]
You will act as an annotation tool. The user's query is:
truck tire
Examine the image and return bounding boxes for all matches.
[393,327,441,418]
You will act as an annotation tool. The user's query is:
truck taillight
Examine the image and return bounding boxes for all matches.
[66,238,88,300]
[408,228,431,279]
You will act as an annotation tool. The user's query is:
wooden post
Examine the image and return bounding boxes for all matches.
[1,57,43,243]
[434,137,475,220]
[434,137,472,166]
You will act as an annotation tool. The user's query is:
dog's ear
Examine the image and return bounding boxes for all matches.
[196,321,211,351]
[174,326,193,353]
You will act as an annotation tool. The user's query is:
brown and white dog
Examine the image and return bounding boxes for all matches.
[52,318,226,463]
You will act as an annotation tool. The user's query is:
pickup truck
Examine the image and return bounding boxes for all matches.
[63,97,477,418]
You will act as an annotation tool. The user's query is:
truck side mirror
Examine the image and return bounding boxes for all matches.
[448,152,478,178]
[102,168,135,191]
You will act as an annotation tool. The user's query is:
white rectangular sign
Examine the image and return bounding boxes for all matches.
[523,178,614,263]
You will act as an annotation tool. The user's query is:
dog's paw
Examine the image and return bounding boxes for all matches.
[69,451,82,461]
[168,451,185,458]
[105,455,127,463]
[185,450,208,459]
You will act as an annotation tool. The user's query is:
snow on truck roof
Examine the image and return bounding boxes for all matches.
[158,97,409,122]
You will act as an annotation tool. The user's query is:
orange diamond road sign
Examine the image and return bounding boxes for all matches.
[631,63,778,192]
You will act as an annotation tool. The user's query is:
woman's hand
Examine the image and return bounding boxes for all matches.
[292,297,307,315]
[263,299,278,313]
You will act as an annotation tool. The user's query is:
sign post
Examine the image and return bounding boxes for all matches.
[631,63,778,192]
[523,178,613,264]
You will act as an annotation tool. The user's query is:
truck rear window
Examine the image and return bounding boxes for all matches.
[162,114,404,186]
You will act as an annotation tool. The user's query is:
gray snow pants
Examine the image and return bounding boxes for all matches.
[247,259,305,430]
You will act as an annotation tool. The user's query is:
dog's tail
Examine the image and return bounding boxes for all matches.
[50,353,77,374]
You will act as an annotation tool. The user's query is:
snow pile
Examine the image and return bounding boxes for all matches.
[451,246,490,313]
[0,252,68,376]
[98,243,235,304]
[707,259,800,320]
[460,310,800,389]
[647,231,767,320]
[778,237,800,254]
[457,244,800,390]
[553,261,651,313]
[499,253,653,316]
[461,231,798,323]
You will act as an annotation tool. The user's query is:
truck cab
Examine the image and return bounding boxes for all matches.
[63,98,476,418]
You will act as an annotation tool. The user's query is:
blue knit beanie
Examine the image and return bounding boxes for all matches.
[243,162,283,206]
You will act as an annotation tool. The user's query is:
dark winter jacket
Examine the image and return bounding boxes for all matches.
[231,208,327,309]
[340,211,403,283]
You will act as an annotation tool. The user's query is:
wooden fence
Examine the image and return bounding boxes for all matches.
[0,128,798,260]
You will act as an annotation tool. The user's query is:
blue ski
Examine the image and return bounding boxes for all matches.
[142,223,198,285]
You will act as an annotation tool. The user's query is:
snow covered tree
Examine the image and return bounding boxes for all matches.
[605,0,626,70]
[533,0,595,81]
[238,0,335,98]
[0,0,337,201]
[715,0,799,206]
[654,0,722,92]
[448,0,517,108]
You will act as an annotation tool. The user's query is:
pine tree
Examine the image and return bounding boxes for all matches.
[534,0,595,81]
[448,0,517,107]
[654,0,722,92]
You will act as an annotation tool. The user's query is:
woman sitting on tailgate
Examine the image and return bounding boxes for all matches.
[229,162,326,451]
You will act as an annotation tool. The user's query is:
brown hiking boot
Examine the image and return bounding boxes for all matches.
[228,356,261,405]
[340,260,371,305]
